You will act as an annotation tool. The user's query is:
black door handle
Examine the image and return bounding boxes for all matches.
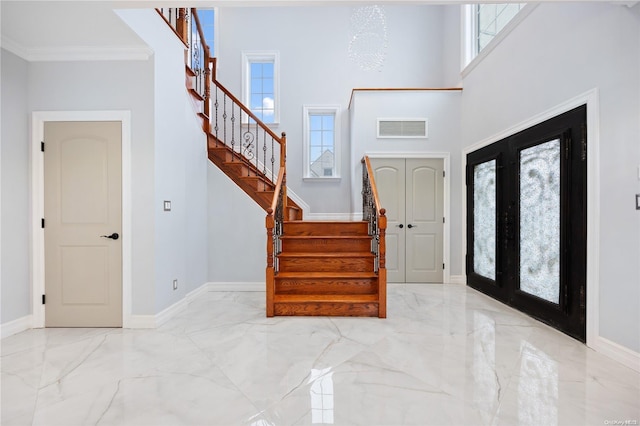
[101,233,119,240]
[398,224,404,229]
[408,224,413,229]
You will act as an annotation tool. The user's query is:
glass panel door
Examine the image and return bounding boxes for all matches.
[473,160,497,281]
[466,105,587,342]
[519,139,561,304]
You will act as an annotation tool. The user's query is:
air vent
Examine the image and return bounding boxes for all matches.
[377,118,428,138]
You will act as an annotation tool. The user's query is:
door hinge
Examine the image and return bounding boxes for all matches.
[41,218,45,228]
[42,294,46,305]
[565,134,572,160]
[443,170,446,178]
[442,217,445,224]
[41,141,45,152]
[443,263,445,270]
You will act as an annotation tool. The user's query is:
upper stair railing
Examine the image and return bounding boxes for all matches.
[156,7,286,191]
[362,156,387,318]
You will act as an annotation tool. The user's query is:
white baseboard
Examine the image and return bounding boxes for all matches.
[1,315,33,339]
[127,282,210,329]
[590,335,640,372]
[126,315,157,329]
[449,275,466,285]
[208,282,264,291]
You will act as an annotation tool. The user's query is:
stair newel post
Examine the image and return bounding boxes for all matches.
[280,132,288,218]
[176,8,189,46]
[203,49,211,133]
[266,209,275,317]
[378,209,387,318]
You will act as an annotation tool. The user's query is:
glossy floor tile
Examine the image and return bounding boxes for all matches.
[2,284,639,425]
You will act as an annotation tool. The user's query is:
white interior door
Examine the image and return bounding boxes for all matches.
[44,121,122,327]
[371,159,405,283]
[370,158,444,283]
[405,158,444,283]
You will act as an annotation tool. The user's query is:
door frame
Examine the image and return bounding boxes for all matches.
[461,89,599,347]
[365,152,450,284]
[31,111,132,328]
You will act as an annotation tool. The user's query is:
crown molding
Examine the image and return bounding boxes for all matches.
[1,35,152,62]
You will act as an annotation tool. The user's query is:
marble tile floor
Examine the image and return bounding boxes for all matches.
[2,284,639,426]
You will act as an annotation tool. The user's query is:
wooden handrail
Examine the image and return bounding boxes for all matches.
[191,9,210,59]
[362,155,386,317]
[211,79,284,144]
[269,167,286,213]
[363,156,383,217]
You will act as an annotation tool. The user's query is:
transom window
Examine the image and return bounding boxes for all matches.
[476,4,525,53]
[303,106,341,180]
[462,3,529,71]
[242,51,279,124]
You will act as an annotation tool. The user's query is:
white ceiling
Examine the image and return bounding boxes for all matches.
[0,1,152,61]
[2,0,632,61]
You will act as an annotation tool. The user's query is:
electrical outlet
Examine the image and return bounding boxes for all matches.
[173,279,178,290]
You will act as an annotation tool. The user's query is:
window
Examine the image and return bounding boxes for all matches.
[242,51,279,124]
[197,8,216,57]
[303,106,341,180]
[476,4,524,53]
[462,4,532,72]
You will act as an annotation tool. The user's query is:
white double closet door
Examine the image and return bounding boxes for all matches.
[370,158,444,283]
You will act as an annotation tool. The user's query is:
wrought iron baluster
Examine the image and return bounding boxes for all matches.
[230,101,236,158]
[223,94,227,149]
[214,86,219,146]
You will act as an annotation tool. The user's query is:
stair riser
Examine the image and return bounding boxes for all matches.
[281,238,370,253]
[274,302,379,316]
[283,222,369,236]
[240,177,270,191]
[209,148,237,162]
[275,279,377,295]
[278,257,374,272]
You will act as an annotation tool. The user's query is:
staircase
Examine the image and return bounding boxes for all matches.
[273,221,383,316]
[207,135,302,220]
[159,7,386,318]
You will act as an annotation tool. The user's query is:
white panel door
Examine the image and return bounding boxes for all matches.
[370,159,405,283]
[405,159,444,283]
[44,121,122,327]
[370,158,444,283]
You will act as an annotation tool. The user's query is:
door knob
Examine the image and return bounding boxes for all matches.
[407,224,417,229]
[101,233,119,240]
[397,224,404,229]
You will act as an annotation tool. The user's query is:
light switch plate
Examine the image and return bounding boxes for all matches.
[164,200,171,211]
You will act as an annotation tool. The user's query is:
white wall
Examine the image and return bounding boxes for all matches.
[217,5,454,214]
[461,3,640,352]
[349,90,463,277]
[27,58,157,316]
[117,9,209,313]
[207,163,266,284]
[1,49,30,324]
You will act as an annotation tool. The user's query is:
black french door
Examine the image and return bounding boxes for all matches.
[466,105,587,341]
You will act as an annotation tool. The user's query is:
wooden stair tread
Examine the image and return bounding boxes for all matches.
[284,220,366,225]
[280,235,370,240]
[276,271,377,279]
[278,252,374,258]
[274,294,378,303]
